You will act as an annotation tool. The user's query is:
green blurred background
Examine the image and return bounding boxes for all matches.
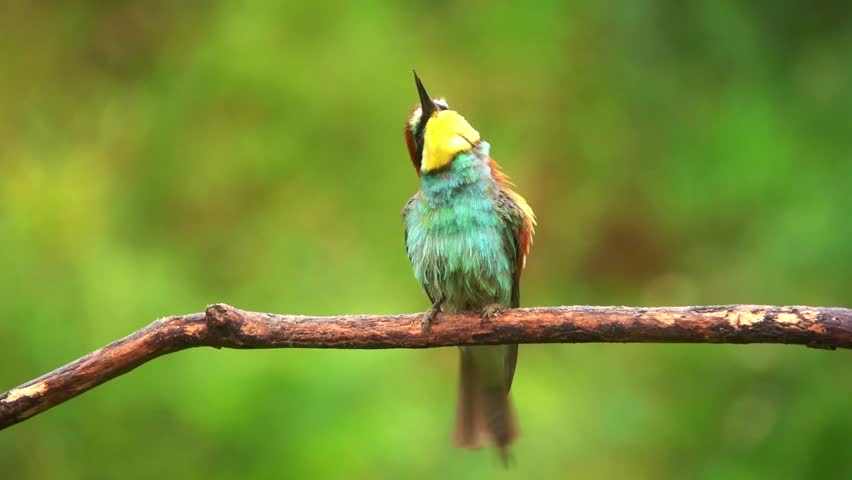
[1,1,851,478]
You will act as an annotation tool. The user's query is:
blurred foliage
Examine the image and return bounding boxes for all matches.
[1,1,851,478]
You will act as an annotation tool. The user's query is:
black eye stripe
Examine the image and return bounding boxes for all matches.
[415,115,428,140]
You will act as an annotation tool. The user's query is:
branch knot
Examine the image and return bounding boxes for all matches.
[204,303,244,348]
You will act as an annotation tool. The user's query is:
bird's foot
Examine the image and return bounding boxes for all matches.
[420,298,443,333]
[480,303,505,327]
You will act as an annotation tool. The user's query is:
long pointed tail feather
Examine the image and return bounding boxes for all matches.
[453,347,518,466]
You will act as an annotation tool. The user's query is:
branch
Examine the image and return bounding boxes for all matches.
[2,304,850,430]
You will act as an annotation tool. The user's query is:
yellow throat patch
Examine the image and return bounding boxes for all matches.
[422,110,481,172]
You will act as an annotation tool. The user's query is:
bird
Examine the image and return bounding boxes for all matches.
[402,71,536,465]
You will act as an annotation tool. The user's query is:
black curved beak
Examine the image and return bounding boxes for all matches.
[413,70,437,120]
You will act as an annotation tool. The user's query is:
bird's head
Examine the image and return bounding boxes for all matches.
[404,72,481,175]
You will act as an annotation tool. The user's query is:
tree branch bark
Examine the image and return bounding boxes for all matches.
[1,303,850,431]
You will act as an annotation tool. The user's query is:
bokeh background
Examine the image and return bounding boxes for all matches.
[1,1,851,478]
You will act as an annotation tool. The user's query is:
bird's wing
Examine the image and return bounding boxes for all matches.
[402,193,418,263]
[496,186,536,309]
[402,192,438,304]
[495,184,535,390]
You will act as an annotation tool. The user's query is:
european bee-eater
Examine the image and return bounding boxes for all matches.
[402,72,535,464]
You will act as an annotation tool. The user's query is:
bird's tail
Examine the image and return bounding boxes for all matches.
[453,346,518,466]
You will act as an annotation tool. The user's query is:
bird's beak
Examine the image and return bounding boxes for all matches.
[414,70,437,120]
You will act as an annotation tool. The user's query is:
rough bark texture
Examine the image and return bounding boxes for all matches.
[1,303,850,431]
